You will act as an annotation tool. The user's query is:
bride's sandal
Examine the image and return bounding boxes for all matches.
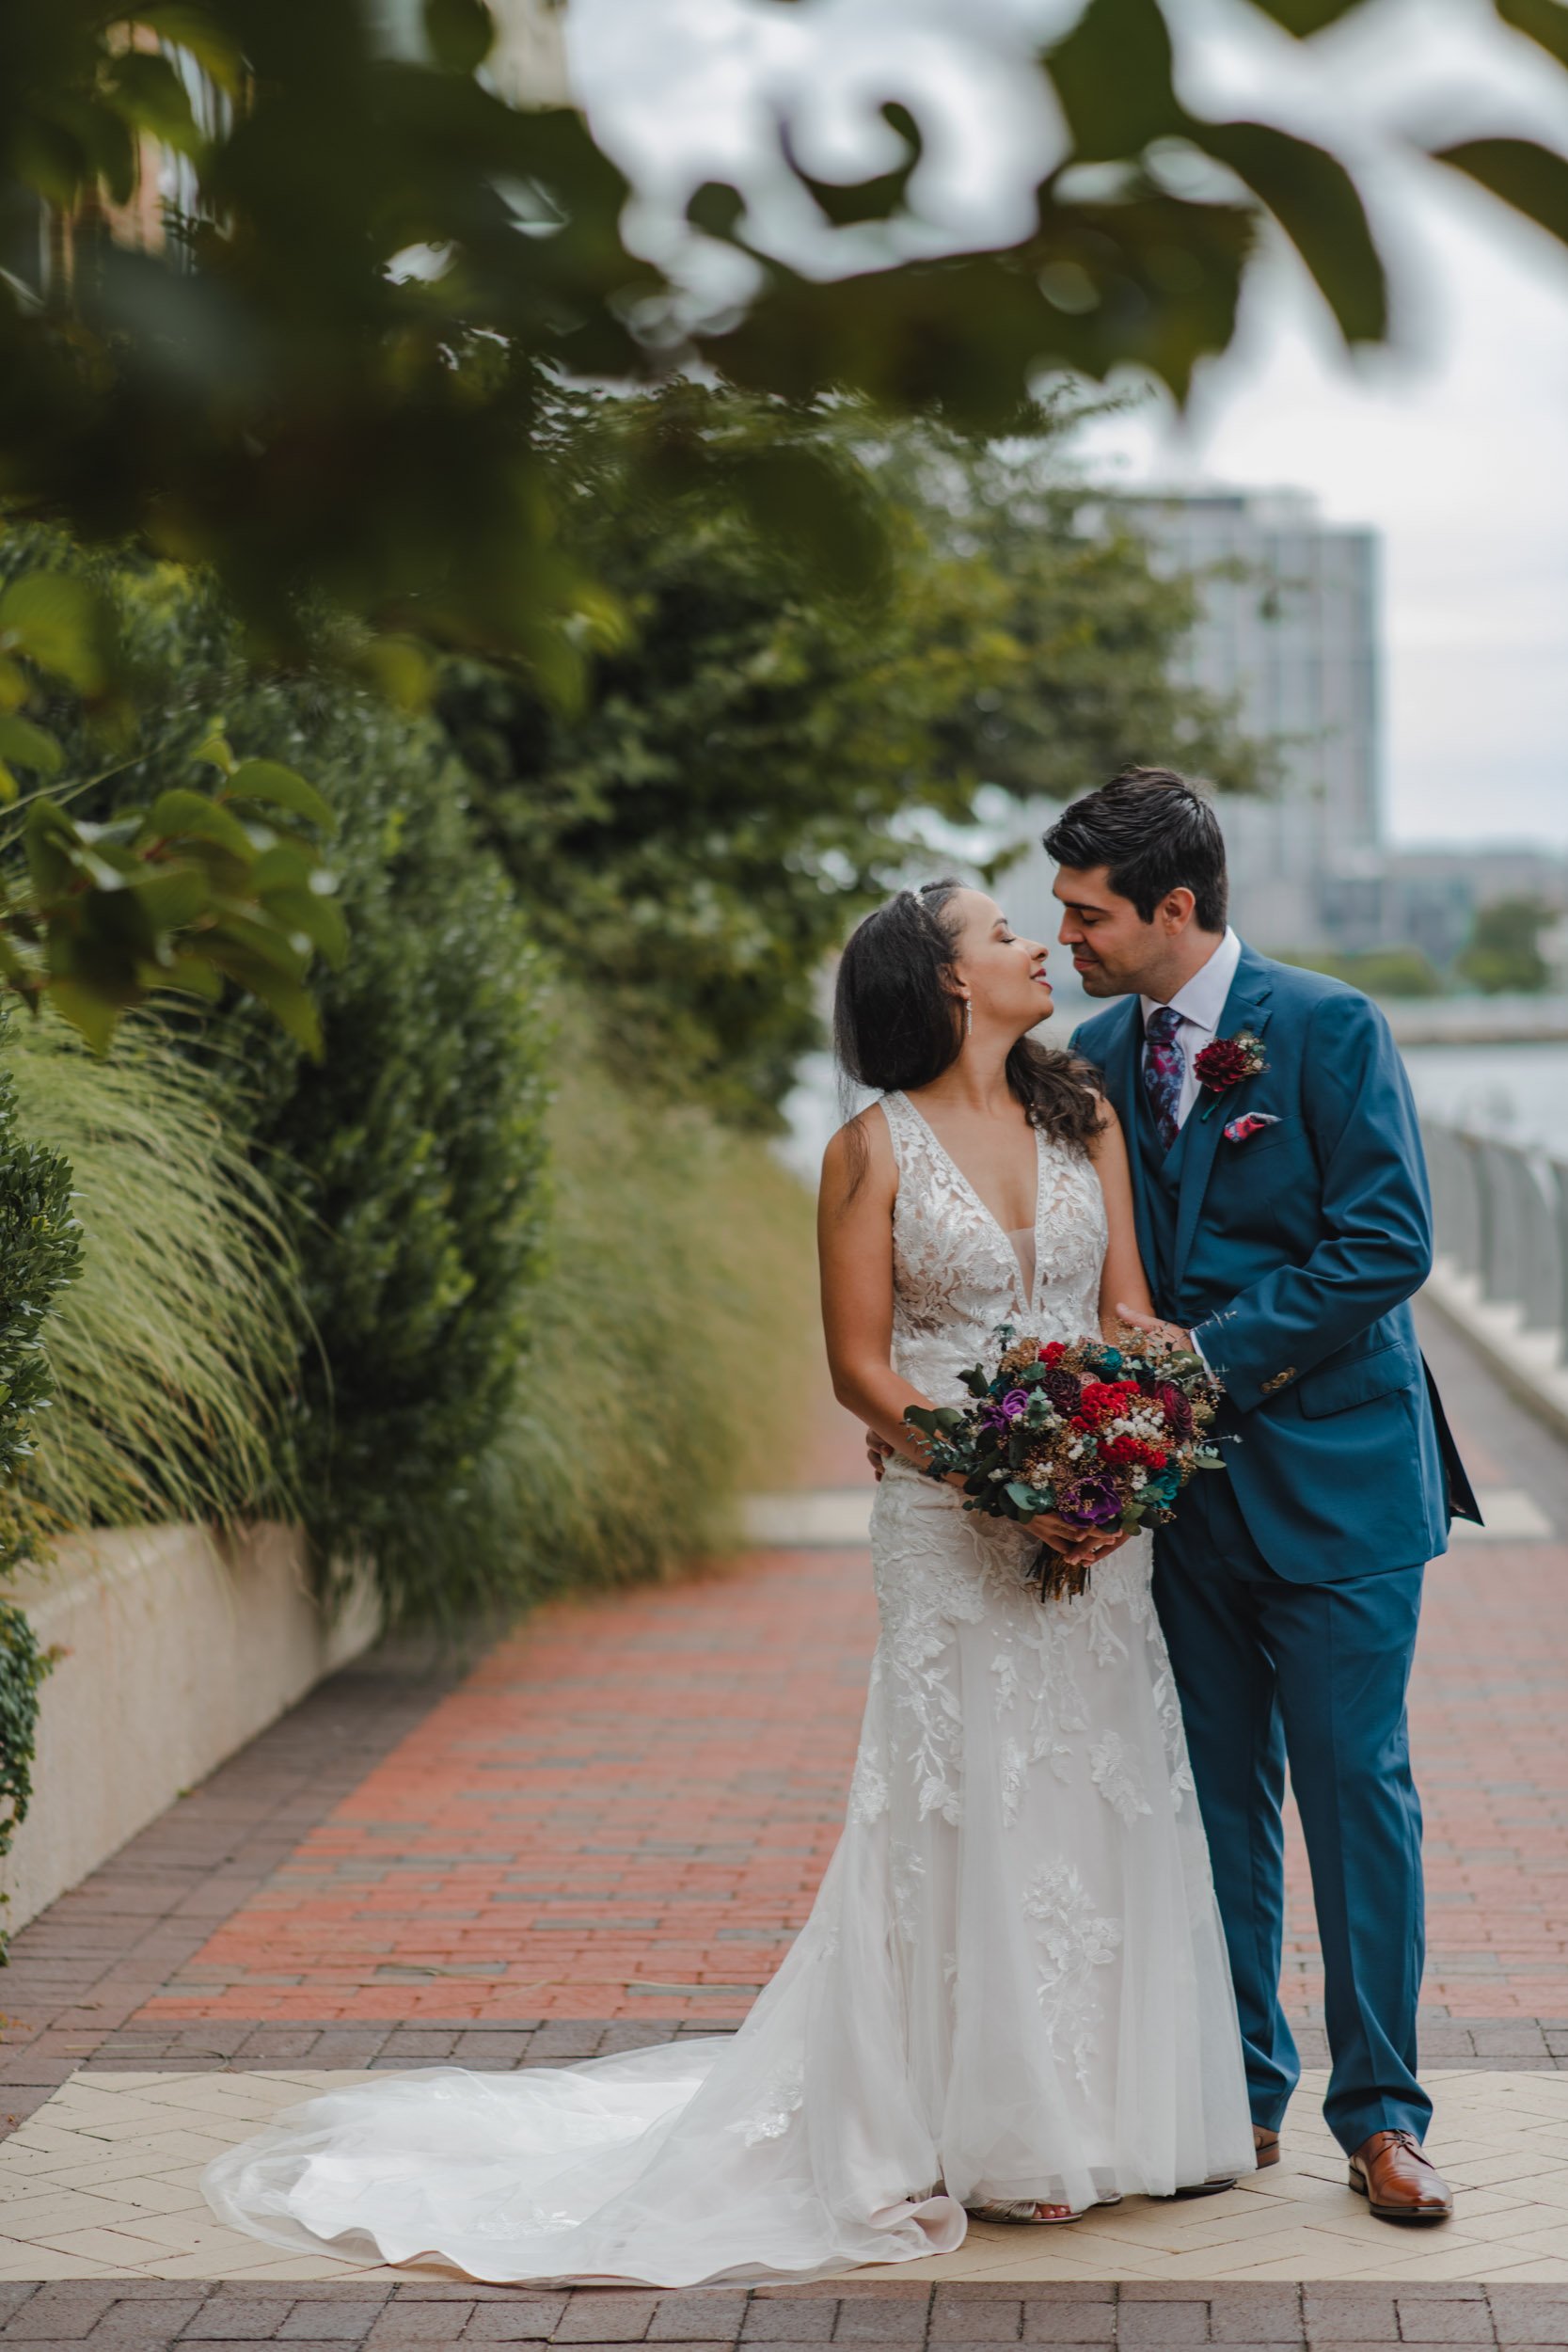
[965,2193,1121,2227]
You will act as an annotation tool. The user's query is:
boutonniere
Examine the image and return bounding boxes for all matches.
[1195,1031,1268,1121]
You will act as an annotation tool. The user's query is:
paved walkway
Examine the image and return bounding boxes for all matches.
[2,1307,1567,2339]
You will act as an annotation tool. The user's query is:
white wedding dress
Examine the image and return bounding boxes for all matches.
[203,1091,1254,2286]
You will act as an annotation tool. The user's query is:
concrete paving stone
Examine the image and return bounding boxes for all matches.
[926,2296,1022,2340]
[70,2297,211,2340]
[174,2292,293,2338]
[1018,2304,1116,2342]
[1113,2309,1212,2344]
[1485,2295,1568,2342]
[1207,2288,1306,2341]
[275,2309,391,2340]
[646,2296,750,2341]
[740,2306,837,2343]
[1392,2307,1496,2342]
[362,2309,479,2345]
[457,2313,572,2344]
[0,2283,120,2339]
[1301,2300,1401,2342]
[554,2299,661,2344]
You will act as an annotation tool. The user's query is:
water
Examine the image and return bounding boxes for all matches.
[781,1035,1568,1180]
[1400,1041,1568,1160]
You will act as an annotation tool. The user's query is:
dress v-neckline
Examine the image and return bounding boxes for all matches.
[895,1092,1044,1311]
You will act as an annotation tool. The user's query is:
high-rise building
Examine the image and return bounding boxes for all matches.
[1117,488,1382,952]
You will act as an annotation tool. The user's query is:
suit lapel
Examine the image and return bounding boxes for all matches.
[1171,947,1275,1288]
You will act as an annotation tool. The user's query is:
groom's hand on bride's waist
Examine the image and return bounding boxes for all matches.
[865,1429,895,1480]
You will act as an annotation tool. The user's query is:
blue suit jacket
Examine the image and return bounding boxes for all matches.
[1072,943,1479,1582]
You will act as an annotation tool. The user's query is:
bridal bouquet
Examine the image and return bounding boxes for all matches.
[904,1325,1225,1600]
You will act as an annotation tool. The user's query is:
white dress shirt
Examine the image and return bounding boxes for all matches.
[1139,927,1243,1132]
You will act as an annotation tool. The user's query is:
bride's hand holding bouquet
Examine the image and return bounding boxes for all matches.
[904,1319,1224,1599]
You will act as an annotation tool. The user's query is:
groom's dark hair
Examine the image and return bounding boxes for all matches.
[1042,767,1228,931]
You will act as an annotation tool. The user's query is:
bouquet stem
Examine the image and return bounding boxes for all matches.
[1030,1543,1092,1602]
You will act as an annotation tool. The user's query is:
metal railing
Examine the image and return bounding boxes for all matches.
[1422,1120,1568,1363]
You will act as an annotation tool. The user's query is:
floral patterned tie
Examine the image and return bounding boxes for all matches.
[1143,1004,1185,1153]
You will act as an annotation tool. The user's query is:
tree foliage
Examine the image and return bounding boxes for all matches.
[1457,895,1557,993]
[0,539,342,1051]
[438,386,1262,1122]
[1,0,1565,672]
[40,553,553,1615]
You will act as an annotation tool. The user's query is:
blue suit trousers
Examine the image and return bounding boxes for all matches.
[1154,1470,1430,2155]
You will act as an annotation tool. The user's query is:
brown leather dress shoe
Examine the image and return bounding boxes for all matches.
[1348,2129,1453,2223]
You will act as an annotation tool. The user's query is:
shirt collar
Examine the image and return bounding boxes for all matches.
[1140,926,1242,1039]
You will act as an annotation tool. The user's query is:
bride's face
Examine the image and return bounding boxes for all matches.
[946,890,1053,1039]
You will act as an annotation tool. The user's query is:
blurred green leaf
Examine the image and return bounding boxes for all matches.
[130,4,247,95]
[1048,0,1181,159]
[103,52,203,155]
[1496,0,1568,69]
[225,758,336,832]
[1433,135,1568,246]
[423,0,495,72]
[688,181,747,240]
[128,867,210,930]
[0,718,62,778]
[46,980,119,1055]
[357,636,436,710]
[1240,0,1366,29]
[157,951,226,1000]
[193,730,237,777]
[143,789,255,857]
[1196,119,1387,342]
[263,885,349,966]
[792,103,924,227]
[726,446,890,601]
[0,578,110,696]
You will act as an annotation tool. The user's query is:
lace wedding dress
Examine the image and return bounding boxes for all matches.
[203,1091,1254,2286]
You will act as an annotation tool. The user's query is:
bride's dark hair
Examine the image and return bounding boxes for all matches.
[832,881,1101,1187]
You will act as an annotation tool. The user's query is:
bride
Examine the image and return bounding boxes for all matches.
[203,880,1254,2286]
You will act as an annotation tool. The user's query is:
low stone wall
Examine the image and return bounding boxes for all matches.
[0,1522,380,1933]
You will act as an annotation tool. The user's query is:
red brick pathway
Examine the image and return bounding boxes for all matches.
[125,1312,1568,2036]
[140,1545,877,2026]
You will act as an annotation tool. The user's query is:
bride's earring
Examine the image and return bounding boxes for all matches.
[963,998,973,1038]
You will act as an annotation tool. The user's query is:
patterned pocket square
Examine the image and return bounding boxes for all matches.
[1224,1111,1281,1144]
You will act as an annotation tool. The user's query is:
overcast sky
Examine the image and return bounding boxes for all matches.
[563,0,1568,851]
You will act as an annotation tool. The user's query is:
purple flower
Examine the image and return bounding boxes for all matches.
[979,1387,1030,1432]
[1056,1474,1122,1529]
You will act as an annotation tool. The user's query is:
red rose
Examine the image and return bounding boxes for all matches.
[1039,1341,1067,1365]
[1078,1379,1135,1422]
[1194,1031,1267,1095]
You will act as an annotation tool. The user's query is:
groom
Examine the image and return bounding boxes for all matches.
[1049,767,1479,2224]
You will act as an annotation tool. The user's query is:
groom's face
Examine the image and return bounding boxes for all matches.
[1052,866,1164,998]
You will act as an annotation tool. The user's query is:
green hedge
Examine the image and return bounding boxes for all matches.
[0,534,818,1633]
[0,1018,80,1953]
